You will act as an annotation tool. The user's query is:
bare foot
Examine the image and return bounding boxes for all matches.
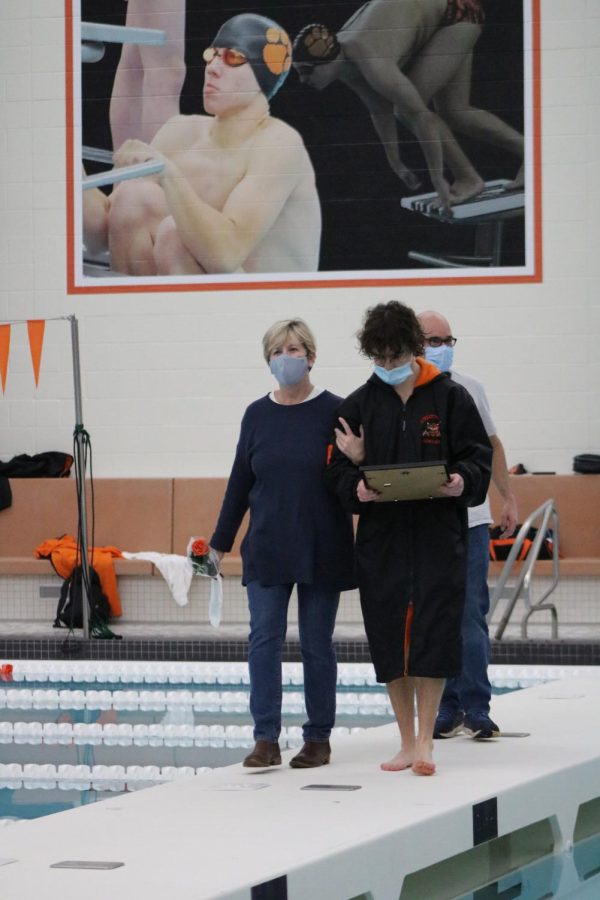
[428,176,454,217]
[449,175,486,205]
[505,162,525,191]
[380,747,414,772]
[412,759,436,776]
[428,196,453,218]
[411,740,435,776]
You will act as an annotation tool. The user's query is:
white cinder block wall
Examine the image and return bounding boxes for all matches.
[0,0,599,477]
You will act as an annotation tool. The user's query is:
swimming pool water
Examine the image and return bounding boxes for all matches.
[452,832,600,900]
[0,665,398,819]
[0,662,593,826]
[2,662,600,900]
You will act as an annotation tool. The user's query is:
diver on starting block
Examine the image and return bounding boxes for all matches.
[293,0,525,214]
[82,13,321,276]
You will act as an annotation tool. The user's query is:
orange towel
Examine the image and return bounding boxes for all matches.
[35,535,123,617]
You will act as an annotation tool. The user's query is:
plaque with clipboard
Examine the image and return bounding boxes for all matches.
[360,460,449,502]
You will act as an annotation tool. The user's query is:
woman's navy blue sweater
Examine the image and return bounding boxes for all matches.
[210,391,355,590]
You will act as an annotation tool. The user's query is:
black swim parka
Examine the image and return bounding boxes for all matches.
[326,359,492,682]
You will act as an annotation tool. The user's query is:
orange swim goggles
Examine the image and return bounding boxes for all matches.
[202,46,248,68]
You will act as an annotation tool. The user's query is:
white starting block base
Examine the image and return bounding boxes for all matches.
[401,180,524,221]
[401,179,525,268]
[1,677,600,900]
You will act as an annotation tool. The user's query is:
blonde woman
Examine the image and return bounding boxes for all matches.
[210,319,355,769]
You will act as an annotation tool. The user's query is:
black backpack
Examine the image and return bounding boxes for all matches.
[0,451,73,478]
[489,524,555,562]
[54,565,111,629]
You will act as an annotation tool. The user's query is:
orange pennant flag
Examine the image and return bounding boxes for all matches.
[0,324,10,394]
[27,319,46,388]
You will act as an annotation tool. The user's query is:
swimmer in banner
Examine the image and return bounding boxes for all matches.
[83,14,321,276]
[293,0,525,214]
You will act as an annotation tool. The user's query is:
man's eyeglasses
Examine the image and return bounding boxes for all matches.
[203,47,248,68]
[425,336,458,348]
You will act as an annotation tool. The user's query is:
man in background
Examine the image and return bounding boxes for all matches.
[418,310,518,739]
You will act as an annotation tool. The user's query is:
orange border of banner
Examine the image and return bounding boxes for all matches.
[65,0,75,294]
[0,325,10,394]
[66,0,542,294]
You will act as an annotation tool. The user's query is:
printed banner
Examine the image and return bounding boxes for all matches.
[67,0,540,293]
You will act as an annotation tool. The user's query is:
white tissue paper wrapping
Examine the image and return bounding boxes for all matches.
[208,571,223,629]
[122,551,223,628]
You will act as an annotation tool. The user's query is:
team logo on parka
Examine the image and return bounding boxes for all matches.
[421,414,441,445]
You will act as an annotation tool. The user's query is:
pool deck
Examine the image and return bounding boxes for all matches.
[1,675,600,900]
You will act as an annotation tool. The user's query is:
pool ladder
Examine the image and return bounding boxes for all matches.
[488,499,560,640]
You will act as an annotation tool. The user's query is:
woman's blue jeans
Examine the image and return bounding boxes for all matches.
[246,581,340,744]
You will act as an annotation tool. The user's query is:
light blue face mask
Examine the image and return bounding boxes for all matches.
[373,361,413,386]
[269,354,309,387]
[425,344,454,373]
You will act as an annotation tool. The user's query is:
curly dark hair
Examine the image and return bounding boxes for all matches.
[357,301,424,360]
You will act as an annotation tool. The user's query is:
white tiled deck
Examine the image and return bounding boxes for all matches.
[1,675,600,900]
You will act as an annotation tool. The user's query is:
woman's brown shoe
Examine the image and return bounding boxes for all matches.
[289,740,331,768]
[243,740,282,768]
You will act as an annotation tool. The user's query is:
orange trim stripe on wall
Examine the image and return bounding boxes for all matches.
[0,325,10,394]
[65,0,75,295]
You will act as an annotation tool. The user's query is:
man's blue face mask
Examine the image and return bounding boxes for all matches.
[425,344,454,373]
[373,361,413,386]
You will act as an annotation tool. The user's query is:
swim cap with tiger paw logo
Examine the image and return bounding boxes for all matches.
[211,14,292,100]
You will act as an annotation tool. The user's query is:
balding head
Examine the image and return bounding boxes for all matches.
[417,310,456,372]
[417,310,452,339]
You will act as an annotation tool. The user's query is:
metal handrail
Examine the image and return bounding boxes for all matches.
[81,22,166,47]
[488,499,560,640]
[82,160,165,191]
[82,146,113,166]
